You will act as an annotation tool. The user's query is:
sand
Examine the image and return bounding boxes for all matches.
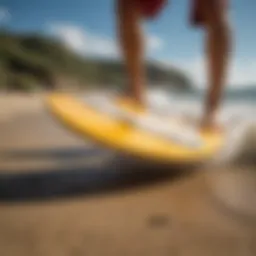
[0,93,256,256]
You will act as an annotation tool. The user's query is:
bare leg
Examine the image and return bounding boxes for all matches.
[202,1,231,131]
[116,0,146,106]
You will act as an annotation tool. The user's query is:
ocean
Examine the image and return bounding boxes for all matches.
[84,85,255,128]
[146,86,255,163]
[147,86,255,124]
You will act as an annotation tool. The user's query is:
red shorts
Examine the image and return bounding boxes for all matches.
[137,0,228,26]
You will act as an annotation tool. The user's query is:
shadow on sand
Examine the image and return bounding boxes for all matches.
[0,147,196,203]
[0,146,112,161]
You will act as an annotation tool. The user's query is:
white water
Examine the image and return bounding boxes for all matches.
[147,88,256,163]
[147,88,255,125]
[82,88,256,162]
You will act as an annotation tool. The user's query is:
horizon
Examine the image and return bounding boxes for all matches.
[1,1,256,88]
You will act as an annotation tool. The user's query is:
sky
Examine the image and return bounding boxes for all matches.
[1,0,256,87]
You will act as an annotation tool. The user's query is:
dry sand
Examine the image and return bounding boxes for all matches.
[0,93,256,256]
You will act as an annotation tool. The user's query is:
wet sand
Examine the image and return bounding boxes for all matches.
[0,93,256,256]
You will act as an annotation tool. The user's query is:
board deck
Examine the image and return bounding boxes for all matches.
[46,93,225,164]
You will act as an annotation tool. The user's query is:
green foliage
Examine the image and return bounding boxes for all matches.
[0,61,8,90]
[8,73,39,92]
[0,29,192,92]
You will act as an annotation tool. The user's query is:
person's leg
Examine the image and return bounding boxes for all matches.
[193,0,231,131]
[116,0,167,106]
[116,0,146,106]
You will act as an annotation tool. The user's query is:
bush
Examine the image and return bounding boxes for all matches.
[0,62,8,90]
[0,30,193,92]
[8,74,39,92]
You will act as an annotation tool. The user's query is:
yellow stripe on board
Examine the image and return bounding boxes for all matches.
[46,93,224,164]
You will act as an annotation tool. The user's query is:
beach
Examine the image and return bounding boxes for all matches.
[0,93,256,256]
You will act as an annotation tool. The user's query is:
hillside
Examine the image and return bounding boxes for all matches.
[0,29,192,92]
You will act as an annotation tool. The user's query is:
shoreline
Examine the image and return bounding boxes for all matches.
[0,93,256,256]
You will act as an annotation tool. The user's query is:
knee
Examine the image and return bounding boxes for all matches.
[204,9,231,34]
[117,0,136,10]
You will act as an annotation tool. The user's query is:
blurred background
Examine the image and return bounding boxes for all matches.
[0,0,255,255]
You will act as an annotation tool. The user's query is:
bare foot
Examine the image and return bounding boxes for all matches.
[200,114,223,133]
[118,91,146,111]
[201,112,223,133]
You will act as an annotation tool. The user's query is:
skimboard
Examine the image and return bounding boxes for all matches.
[46,93,225,164]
